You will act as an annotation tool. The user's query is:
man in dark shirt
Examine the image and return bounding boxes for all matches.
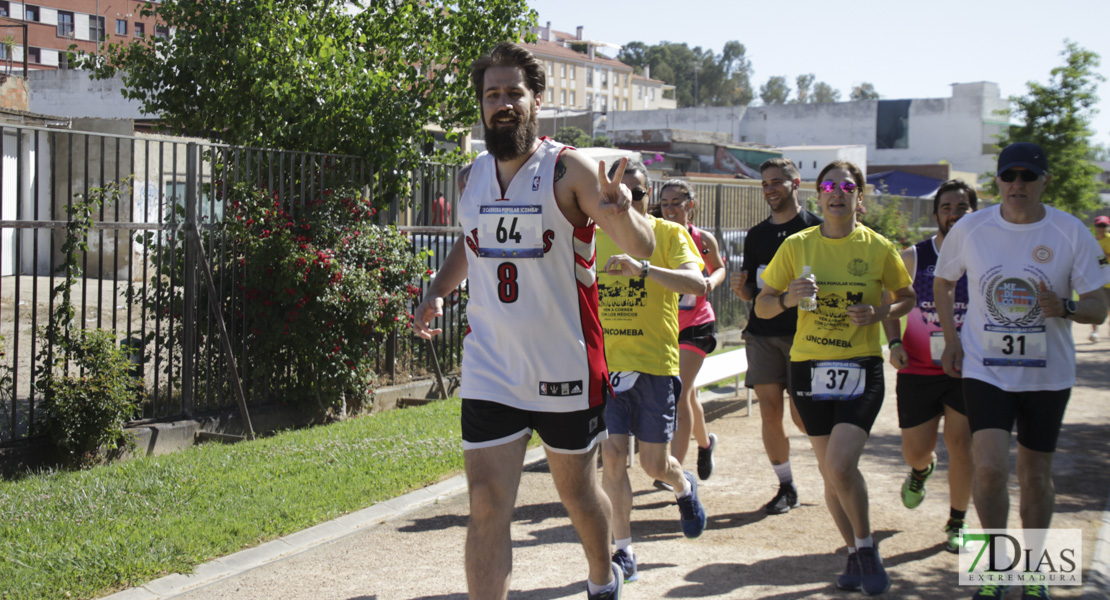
[730,158,822,514]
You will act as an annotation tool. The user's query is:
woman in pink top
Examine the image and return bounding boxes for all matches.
[660,179,727,480]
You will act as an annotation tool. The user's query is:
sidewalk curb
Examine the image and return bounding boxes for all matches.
[102,447,549,600]
[1081,481,1110,599]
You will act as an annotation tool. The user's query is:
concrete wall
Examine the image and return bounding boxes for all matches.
[779,146,869,180]
[607,83,1008,181]
[0,75,30,111]
[29,70,155,119]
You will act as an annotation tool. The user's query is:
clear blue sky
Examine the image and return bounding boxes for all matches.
[527,0,1110,149]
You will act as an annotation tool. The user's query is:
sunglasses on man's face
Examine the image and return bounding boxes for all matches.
[999,169,1040,183]
[1097,224,1109,228]
[819,180,858,194]
[631,189,648,202]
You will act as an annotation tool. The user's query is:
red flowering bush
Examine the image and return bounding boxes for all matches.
[134,183,427,415]
[223,184,427,411]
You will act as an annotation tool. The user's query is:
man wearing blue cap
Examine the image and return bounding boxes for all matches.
[933,142,1110,600]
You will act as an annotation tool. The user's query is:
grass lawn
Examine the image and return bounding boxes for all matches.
[0,398,467,600]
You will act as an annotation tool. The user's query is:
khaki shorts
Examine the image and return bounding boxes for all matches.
[743,332,794,388]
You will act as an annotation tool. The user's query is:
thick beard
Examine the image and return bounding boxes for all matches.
[484,111,538,161]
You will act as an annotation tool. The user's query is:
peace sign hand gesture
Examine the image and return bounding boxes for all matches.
[596,158,633,216]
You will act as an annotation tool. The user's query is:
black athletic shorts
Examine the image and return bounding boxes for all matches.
[962,378,1070,453]
[896,372,966,430]
[461,398,608,454]
[678,321,718,356]
[790,356,885,436]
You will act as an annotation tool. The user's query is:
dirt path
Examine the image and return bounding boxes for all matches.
[151,340,1110,599]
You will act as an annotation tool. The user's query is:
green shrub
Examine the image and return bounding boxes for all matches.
[38,330,143,463]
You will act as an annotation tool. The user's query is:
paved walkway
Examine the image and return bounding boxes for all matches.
[106,340,1110,599]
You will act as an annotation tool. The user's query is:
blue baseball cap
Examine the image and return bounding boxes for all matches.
[998,142,1048,175]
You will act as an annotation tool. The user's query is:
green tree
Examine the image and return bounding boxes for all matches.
[617,40,753,107]
[850,82,880,101]
[813,81,841,103]
[78,0,535,204]
[553,126,593,148]
[760,76,790,105]
[792,73,815,104]
[990,40,1104,214]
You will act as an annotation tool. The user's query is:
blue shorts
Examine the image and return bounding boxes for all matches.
[604,372,680,443]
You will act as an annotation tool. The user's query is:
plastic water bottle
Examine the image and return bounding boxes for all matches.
[798,265,817,312]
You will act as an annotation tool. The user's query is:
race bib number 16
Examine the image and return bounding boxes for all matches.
[477,205,544,258]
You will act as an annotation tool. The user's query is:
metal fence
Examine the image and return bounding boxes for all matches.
[0,126,469,445]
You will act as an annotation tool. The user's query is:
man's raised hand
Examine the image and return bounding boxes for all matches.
[597,158,632,216]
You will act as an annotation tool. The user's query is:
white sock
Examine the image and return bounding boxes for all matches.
[772,461,794,485]
[615,537,633,555]
[675,474,692,499]
[587,571,617,595]
[847,545,857,555]
[856,536,875,551]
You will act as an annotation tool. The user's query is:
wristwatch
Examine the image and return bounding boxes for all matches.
[1062,298,1077,319]
[639,260,651,278]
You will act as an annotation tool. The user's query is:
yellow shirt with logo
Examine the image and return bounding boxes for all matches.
[1099,235,1110,288]
[597,216,704,375]
[762,224,912,362]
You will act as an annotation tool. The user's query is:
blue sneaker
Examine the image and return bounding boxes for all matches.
[676,471,706,538]
[857,545,891,595]
[611,548,639,582]
[836,550,861,591]
[587,562,623,600]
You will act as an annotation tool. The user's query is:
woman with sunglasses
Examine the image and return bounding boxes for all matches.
[658,179,726,480]
[756,160,915,596]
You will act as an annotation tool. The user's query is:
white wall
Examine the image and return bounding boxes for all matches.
[779,146,869,180]
[29,70,155,120]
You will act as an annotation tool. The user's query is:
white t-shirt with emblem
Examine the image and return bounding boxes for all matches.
[935,204,1110,391]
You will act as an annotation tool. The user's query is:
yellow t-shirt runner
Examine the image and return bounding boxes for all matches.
[762,224,912,362]
[1099,235,1110,289]
[597,216,703,376]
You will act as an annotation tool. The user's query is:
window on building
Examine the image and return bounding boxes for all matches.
[601,96,608,112]
[569,65,575,78]
[0,44,7,60]
[547,61,553,76]
[28,47,40,63]
[560,90,566,105]
[134,22,145,38]
[89,15,105,41]
[560,63,566,77]
[57,10,75,37]
[546,89,552,103]
[570,91,576,105]
[586,68,593,86]
[622,99,627,111]
[0,1,9,17]
[24,5,38,21]
[637,86,642,99]
[154,25,169,39]
[58,49,70,69]
[650,89,655,100]
[586,92,593,110]
[601,70,608,89]
[876,99,910,149]
[116,19,127,36]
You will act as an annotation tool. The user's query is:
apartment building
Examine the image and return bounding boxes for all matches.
[0,0,163,70]
[527,22,675,114]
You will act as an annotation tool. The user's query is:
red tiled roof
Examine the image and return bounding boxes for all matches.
[525,39,631,71]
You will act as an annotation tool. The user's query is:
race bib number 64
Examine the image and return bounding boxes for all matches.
[477,205,544,258]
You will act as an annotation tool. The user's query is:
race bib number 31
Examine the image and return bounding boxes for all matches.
[982,325,1047,367]
[478,205,543,258]
[810,360,865,401]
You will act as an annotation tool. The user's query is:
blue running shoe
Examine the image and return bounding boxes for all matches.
[836,551,861,591]
[611,548,638,582]
[587,562,623,600]
[676,471,706,538]
[857,545,891,596]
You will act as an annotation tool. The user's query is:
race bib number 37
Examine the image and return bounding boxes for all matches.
[810,360,865,401]
[477,205,543,258]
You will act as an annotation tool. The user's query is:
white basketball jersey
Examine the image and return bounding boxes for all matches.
[459,138,608,412]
